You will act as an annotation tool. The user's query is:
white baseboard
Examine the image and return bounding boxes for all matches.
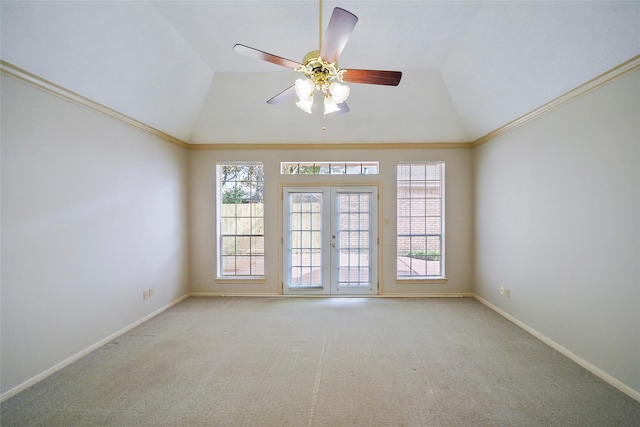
[380,292,473,298]
[473,294,640,404]
[1,294,190,403]
[189,292,473,298]
[188,292,280,297]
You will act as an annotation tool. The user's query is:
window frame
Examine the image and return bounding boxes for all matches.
[280,161,379,175]
[396,161,446,281]
[216,162,265,279]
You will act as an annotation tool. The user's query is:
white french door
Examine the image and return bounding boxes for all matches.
[283,186,378,295]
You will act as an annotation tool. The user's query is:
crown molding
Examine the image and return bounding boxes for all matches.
[5,55,637,151]
[1,60,471,150]
[188,142,473,150]
[472,54,640,147]
[0,60,190,149]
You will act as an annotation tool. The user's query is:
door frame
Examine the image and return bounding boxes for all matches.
[280,184,380,296]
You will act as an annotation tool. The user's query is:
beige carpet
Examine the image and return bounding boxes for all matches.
[2,297,640,426]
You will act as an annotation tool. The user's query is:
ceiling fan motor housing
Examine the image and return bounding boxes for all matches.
[300,50,343,92]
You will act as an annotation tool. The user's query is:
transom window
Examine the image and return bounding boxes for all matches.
[397,162,444,278]
[217,163,264,277]
[281,162,379,175]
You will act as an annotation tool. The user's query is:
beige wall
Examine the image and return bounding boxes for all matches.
[473,69,640,396]
[1,75,190,396]
[189,147,473,296]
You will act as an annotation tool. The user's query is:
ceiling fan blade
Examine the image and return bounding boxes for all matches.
[341,69,402,86]
[266,85,296,105]
[320,8,358,63]
[336,102,350,115]
[233,44,302,70]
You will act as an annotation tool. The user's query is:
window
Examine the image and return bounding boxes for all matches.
[397,162,444,278]
[217,163,264,277]
[281,162,379,175]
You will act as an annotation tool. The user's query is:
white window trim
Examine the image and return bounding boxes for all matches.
[280,161,379,175]
[216,162,265,279]
[396,161,446,281]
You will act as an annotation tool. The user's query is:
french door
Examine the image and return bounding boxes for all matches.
[283,186,378,295]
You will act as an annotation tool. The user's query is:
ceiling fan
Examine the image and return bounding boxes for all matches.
[233,5,402,116]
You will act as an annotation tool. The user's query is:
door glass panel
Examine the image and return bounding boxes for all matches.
[336,192,371,289]
[288,192,323,288]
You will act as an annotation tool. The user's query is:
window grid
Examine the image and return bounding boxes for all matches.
[397,162,444,278]
[281,162,379,175]
[218,164,264,277]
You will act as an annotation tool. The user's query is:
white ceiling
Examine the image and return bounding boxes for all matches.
[2,1,638,144]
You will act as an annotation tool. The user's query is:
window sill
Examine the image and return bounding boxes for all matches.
[396,277,448,285]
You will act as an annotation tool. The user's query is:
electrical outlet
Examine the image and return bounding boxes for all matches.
[149,288,154,298]
[505,288,511,298]
[143,290,149,300]
[500,286,505,296]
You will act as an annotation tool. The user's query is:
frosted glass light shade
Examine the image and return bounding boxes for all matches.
[329,82,350,103]
[295,78,315,100]
[296,96,314,114]
[324,96,341,114]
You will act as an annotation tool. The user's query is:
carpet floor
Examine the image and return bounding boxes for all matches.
[2,297,640,426]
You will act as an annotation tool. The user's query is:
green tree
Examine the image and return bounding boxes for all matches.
[221,165,264,204]
[222,186,245,204]
[284,164,321,175]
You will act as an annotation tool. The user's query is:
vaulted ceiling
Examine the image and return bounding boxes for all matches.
[2,1,638,144]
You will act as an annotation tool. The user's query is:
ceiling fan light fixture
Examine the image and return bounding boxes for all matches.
[329,82,350,104]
